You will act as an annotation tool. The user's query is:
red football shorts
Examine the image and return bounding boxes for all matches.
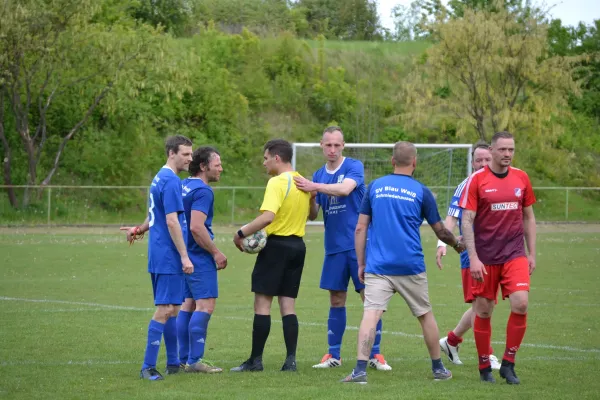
[471,256,530,301]
[462,268,499,304]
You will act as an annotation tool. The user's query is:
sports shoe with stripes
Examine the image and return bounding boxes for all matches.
[313,354,341,368]
[369,354,392,371]
[340,369,367,384]
[433,367,452,381]
[439,336,463,365]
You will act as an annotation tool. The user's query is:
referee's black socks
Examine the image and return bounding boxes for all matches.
[250,314,271,361]
[282,314,299,358]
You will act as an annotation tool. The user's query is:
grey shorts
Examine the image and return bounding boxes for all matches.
[363,272,432,317]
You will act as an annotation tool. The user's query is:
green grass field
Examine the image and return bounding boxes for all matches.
[1,225,599,399]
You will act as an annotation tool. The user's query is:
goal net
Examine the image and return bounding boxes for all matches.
[292,143,473,222]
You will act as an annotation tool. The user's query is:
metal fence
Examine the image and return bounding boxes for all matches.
[1,185,600,226]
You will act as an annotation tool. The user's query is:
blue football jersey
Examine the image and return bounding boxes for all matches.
[147,166,186,274]
[448,177,470,269]
[182,177,216,270]
[360,174,441,276]
[313,157,366,255]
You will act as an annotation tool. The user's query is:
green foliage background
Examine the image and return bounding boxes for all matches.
[1,0,599,223]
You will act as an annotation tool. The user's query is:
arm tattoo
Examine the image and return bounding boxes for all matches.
[360,328,376,359]
[461,210,478,260]
[432,222,457,246]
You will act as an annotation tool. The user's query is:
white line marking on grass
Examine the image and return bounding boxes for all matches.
[2,355,598,368]
[2,296,599,354]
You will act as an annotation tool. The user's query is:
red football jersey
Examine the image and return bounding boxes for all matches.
[459,166,536,265]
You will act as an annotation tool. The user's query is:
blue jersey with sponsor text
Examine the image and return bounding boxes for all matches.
[182,177,217,271]
[360,174,441,276]
[148,166,187,274]
[447,177,470,269]
[313,157,366,255]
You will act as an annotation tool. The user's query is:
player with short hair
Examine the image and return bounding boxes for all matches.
[231,139,311,372]
[121,135,194,381]
[436,142,501,369]
[176,146,227,374]
[294,126,391,371]
[341,141,464,384]
[460,131,537,384]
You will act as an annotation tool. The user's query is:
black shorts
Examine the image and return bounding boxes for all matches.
[251,235,306,298]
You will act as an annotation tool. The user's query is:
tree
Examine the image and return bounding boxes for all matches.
[294,0,382,40]
[0,0,163,208]
[548,19,600,121]
[401,4,580,142]
[130,0,192,36]
[390,1,427,41]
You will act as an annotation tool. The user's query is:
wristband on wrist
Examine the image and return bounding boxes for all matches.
[237,229,245,238]
[437,239,447,248]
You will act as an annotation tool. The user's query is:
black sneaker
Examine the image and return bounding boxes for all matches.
[164,363,184,375]
[499,361,520,384]
[230,358,264,372]
[479,367,496,383]
[281,356,297,372]
[140,367,164,381]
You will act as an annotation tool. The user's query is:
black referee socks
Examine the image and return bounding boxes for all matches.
[250,314,271,361]
[282,314,299,358]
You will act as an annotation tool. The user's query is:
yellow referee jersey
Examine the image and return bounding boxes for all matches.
[259,171,310,237]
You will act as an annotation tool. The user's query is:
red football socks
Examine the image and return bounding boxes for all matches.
[474,315,492,370]
[447,330,463,347]
[504,312,527,363]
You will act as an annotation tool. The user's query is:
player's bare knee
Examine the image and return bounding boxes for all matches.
[278,296,296,316]
[474,298,494,317]
[509,293,528,314]
[181,298,195,313]
[196,299,215,314]
[254,294,273,315]
[329,290,347,307]
[362,308,384,323]
[153,305,171,323]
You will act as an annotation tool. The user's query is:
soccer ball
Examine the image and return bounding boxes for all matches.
[241,228,267,254]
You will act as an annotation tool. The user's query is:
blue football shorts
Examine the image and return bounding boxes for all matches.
[150,273,185,306]
[319,249,364,293]
[184,253,219,300]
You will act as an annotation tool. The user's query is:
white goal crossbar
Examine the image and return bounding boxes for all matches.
[291,142,473,225]
[292,142,473,176]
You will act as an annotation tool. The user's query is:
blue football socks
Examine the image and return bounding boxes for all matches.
[188,311,211,365]
[176,310,192,365]
[328,307,346,359]
[142,319,164,370]
[164,316,180,366]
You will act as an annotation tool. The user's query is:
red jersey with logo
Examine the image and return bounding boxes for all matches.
[459,166,536,265]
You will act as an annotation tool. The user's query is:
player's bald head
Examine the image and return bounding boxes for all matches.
[392,141,417,166]
[322,126,344,141]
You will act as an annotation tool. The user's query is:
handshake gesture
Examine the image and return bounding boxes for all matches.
[452,238,466,254]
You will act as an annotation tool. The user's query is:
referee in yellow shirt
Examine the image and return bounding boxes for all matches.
[232,139,311,373]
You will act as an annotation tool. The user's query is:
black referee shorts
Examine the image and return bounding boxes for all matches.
[251,235,306,298]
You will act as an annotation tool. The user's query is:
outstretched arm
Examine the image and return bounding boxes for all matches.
[429,221,462,250]
[233,211,275,252]
[294,176,357,197]
[435,215,459,269]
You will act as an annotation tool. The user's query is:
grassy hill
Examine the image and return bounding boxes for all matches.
[1,32,599,225]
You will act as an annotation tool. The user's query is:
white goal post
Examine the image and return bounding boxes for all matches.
[291,142,473,224]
